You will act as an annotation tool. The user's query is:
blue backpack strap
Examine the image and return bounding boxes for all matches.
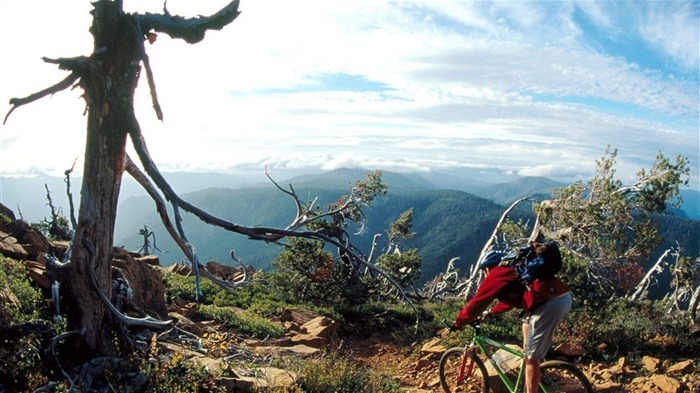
[479,250,505,270]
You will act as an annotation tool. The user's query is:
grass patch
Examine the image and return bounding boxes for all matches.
[294,352,402,393]
[197,304,286,339]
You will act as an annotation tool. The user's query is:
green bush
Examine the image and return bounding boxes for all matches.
[197,304,286,339]
[0,256,43,322]
[142,351,224,393]
[556,297,700,360]
[0,256,52,392]
[267,238,369,308]
[162,272,223,304]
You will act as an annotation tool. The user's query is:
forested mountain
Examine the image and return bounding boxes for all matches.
[114,185,513,284]
[114,169,699,286]
[3,169,697,286]
[470,176,567,205]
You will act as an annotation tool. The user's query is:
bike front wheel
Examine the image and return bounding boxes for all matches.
[540,360,593,393]
[438,347,489,393]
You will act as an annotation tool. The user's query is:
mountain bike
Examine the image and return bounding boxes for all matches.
[438,319,593,393]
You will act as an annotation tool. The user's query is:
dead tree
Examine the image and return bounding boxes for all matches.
[5,0,242,358]
[628,249,670,301]
[43,184,72,241]
[5,0,419,360]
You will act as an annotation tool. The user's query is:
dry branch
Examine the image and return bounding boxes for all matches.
[137,0,241,44]
[4,72,80,125]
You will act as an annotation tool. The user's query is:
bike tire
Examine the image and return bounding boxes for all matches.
[438,347,490,393]
[540,360,593,393]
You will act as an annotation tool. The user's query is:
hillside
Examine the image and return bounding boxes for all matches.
[469,176,567,205]
[114,170,700,287]
[115,185,511,284]
[3,169,698,285]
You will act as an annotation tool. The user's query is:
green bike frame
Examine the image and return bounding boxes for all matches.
[472,334,528,392]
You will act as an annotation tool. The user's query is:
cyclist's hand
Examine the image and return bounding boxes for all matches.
[439,318,459,337]
[480,310,492,321]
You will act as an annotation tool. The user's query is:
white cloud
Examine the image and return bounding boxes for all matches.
[1,0,697,191]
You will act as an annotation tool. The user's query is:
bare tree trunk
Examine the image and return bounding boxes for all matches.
[461,196,531,299]
[689,285,700,322]
[66,0,141,356]
[628,249,670,301]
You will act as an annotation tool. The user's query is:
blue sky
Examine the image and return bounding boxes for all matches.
[0,0,698,190]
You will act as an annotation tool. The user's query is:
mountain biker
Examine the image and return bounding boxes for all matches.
[448,241,572,393]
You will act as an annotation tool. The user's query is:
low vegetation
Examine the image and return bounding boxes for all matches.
[1,150,698,391]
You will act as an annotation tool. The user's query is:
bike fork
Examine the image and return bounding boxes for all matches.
[458,352,476,383]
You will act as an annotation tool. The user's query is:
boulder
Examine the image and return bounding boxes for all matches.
[136,254,160,266]
[288,316,337,349]
[253,344,321,358]
[112,247,168,318]
[420,337,446,360]
[26,259,51,289]
[666,359,694,375]
[641,355,661,374]
[0,203,16,224]
[3,220,50,258]
[163,262,193,276]
[0,231,28,261]
[204,260,249,281]
[168,311,203,336]
[651,374,683,393]
[279,308,319,325]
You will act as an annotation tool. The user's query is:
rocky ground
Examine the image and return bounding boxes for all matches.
[162,297,699,393]
[1,201,698,392]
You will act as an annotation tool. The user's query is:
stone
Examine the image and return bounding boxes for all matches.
[290,334,326,349]
[666,359,694,375]
[256,366,295,388]
[302,316,336,338]
[0,203,16,224]
[415,355,434,371]
[0,286,20,309]
[594,381,624,392]
[136,254,161,266]
[205,260,246,280]
[253,344,321,358]
[26,259,51,289]
[289,315,337,348]
[112,248,168,318]
[0,231,28,261]
[420,337,446,358]
[641,355,661,373]
[279,308,320,325]
[163,262,193,276]
[168,311,203,335]
[554,342,587,357]
[607,356,627,375]
[651,374,682,393]
[16,227,51,259]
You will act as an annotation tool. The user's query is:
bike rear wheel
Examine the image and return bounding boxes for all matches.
[540,360,593,393]
[439,347,489,393]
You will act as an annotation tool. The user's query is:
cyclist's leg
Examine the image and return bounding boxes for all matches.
[523,292,572,393]
[522,322,541,393]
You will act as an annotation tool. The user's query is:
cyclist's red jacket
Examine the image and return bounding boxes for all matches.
[453,265,569,329]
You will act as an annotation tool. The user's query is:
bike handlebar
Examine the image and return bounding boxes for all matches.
[442,318,483,332]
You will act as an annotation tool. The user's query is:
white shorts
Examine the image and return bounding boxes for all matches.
[523,292,572,360]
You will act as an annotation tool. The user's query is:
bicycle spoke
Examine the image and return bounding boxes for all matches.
[540,360,593,393]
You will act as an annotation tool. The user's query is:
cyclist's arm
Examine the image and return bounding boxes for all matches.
[490,301,513,316]
[453,266,518,328]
